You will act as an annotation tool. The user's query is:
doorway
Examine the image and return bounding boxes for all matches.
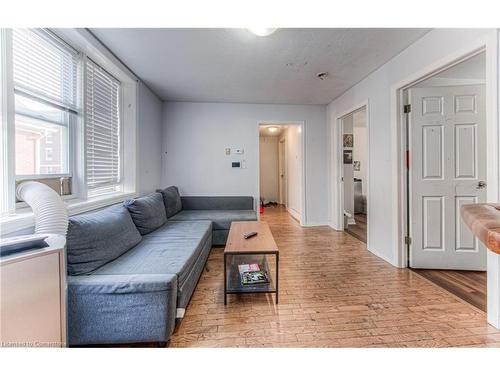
[340,107,368,244]
[404,51,488,311]
[258,123,304,225]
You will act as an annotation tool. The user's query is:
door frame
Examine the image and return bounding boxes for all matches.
[391,36,499,269]
[257,121,306,226]
[278,137,286,205]
[335,101,371,246]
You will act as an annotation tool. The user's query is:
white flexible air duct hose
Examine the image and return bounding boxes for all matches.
[16,181,68,236]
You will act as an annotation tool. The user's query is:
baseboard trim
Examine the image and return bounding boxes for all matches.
[328,222,342,231]
[367,246,399,268]
[302,222,330,227]
[286,207,301,222]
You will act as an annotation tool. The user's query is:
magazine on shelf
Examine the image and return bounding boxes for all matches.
[238,263,260,273]
[241,270,269,285]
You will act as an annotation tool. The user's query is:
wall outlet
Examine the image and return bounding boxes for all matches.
[225,148,231,155]
[234,148,244,155]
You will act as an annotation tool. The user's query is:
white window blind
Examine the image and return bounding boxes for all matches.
[85,58,121,192]
[12,29,78,179]
[13,29,79,111]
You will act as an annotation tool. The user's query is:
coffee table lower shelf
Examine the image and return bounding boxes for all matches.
[223,253,279,305]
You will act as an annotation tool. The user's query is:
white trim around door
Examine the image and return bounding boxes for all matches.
[334,101,371,248]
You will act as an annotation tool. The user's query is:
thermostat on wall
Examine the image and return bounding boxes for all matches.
[232,162,241,168]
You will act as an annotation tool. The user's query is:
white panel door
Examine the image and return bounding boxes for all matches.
[409,85,487,270]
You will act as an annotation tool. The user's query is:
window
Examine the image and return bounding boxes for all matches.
[12,29,78,178]
[1,28,137,231]
[85,59,121,196]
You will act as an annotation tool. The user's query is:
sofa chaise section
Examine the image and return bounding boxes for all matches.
[92,220,213,308]
[68,273,177,346]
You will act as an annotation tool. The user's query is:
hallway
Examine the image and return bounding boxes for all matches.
[169,206,497,347]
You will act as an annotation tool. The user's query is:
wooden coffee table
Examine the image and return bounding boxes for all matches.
[224,221,279,305]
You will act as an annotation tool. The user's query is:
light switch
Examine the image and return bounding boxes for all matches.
[225,148,231,155]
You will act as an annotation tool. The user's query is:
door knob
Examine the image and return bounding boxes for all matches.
[477,181,487,189]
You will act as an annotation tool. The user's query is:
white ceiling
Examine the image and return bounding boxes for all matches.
[90,28,430,105]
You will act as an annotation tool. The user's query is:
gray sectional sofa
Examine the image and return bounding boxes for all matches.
[66,186,256,346]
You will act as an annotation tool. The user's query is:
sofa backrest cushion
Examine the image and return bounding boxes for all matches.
[156,186,182,218]
[124,192,167,235]
[66,204,142,276]
[180,196,254,210]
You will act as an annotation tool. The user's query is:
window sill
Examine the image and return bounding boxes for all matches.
[0,191,136,236]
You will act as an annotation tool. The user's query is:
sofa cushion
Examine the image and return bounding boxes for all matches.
[180,196,254,210]
[66,204,142,276]
[170,210,257,230]
[124,192,167,235]
[92,220,212,287]
[157,186,182,218]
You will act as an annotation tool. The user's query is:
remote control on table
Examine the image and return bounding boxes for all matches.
[243,231,258,239]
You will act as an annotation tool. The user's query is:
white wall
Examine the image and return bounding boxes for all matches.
[327,28,498,267]
[259,136,279,203]
[162,102,328,225]
[137,82,163,195]
[284,126,302,219]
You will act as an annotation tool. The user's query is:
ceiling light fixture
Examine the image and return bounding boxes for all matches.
[268,127,279,133]
[248,28,278,37]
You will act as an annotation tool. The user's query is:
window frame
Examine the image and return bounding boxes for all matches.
[1,28,138,235]
[12,29,80,183]
[1,29,17,215]
[10,28,81,209]
[13,112,75,181]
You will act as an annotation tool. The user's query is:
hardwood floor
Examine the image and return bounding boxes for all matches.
[346,213,367,244]
[168,205,500,348]
[412,269,486,312]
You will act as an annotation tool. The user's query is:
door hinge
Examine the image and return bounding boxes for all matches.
[405,236,412,245]
[404,104,411,113]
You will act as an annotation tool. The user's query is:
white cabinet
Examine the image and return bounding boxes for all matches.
[0,235,66,347]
